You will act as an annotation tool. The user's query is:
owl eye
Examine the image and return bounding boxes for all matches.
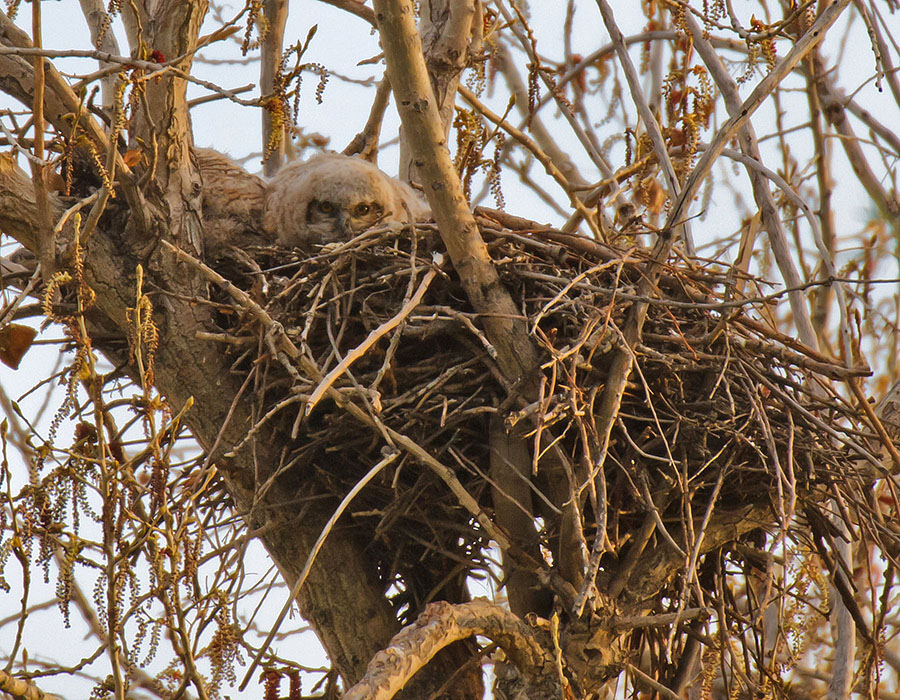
[316,201,334,214]
[353,203,371,217]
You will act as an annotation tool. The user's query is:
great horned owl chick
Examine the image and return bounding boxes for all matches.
[194,147,269,257]
[263,153,430,251]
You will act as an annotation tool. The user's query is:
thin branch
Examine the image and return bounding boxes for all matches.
[316,0,377,26]
[595,0,694,255]
[343,77,392,160]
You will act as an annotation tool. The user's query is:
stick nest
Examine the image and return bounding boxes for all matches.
[213,221,879,616]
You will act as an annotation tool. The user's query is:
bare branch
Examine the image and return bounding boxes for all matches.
[261,0,289,176]
[317,0,377,26]
[374,0,540,387]
[343,600,555,700]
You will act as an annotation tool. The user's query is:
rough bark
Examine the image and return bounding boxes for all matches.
[399,0,476,182]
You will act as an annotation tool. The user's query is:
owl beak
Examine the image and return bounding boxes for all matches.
[336,211,353,239]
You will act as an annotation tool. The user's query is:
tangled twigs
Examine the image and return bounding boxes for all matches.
[306,258,441,414]
[159,238,512,543]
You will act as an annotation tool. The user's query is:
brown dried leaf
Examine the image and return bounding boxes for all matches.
[0,323,37,369]
[123,149,144,168]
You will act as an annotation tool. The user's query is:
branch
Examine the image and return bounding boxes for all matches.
[489,414,550,617]
[343,77,392,161]
[614,502,772,605]
[317,0,377,26]
[342,600,554,700]
[0,13,150,238]
[373,0,539,389]
[0,670,62,700]
[261,0,289,176]
[827,530,856,700]
[0,15,113,155]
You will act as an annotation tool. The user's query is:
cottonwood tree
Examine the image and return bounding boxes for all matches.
[0,1,899,699]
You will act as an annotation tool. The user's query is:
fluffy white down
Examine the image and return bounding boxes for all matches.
[262,153,430,251]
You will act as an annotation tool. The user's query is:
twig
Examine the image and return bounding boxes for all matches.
[493,0,612,178]
[316,0,377,26]
[594,0,694,255]
[625,662,682,700]
[343,77,392,161]
[703,142,854,364]
[306,261,440,414]
[242,449,401,691]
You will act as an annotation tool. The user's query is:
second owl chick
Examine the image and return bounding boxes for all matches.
[263,153,430,251]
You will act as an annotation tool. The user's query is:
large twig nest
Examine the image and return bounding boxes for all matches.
[212,219,878,616]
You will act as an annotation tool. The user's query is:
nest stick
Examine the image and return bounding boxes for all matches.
[306,265,439,415]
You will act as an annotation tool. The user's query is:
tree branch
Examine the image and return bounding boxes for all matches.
[373,0,539,390]
[261,0,289,176]
[343,600,555,700]
[0,670,63,700]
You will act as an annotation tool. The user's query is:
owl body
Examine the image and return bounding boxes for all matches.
[194,147,269,257]
[263,153,430,251]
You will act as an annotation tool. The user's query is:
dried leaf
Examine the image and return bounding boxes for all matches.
[636,177,666,216]
[0,323,37,369]
[46,169,68,193]
[123,149,143,168]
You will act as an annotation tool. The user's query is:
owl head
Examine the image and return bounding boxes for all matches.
[263,153,430,251]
